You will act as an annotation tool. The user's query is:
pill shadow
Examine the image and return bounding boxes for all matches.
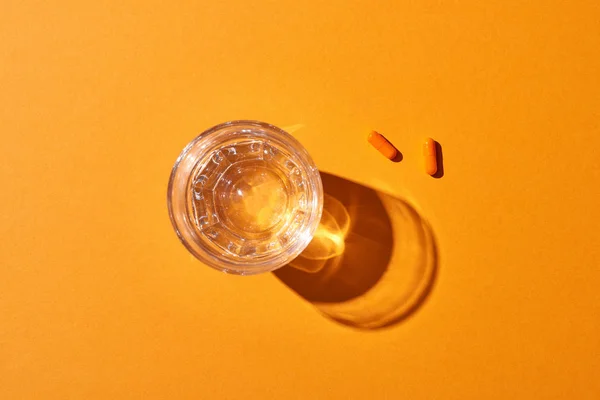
[391,150,403,163]
[432,141,444,178]
[274,173,438,329]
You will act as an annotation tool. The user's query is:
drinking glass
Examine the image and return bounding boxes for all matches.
[167,120,323,275]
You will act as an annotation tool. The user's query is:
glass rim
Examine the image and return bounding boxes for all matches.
[167,120,324,275]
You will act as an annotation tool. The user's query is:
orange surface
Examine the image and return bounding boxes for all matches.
[2,0,600,398]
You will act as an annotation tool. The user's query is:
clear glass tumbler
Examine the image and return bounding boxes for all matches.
[167,121,323,275]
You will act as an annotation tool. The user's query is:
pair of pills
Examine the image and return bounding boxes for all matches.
[367,131,438,176]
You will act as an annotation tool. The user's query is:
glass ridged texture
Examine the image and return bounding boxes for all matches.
[168,121,323,275]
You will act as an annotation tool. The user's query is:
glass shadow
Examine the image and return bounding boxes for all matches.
[274,172,438,329]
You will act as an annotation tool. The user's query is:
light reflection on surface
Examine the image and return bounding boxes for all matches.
[289,195,349,272]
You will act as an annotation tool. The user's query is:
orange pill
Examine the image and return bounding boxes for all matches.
[423,137,438,175]
[367,131,398,160]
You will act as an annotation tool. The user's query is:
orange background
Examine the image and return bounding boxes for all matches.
[2,0,600,398]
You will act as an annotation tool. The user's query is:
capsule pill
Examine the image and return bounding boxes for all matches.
[367,131,398,160]
[423,137,438,175]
